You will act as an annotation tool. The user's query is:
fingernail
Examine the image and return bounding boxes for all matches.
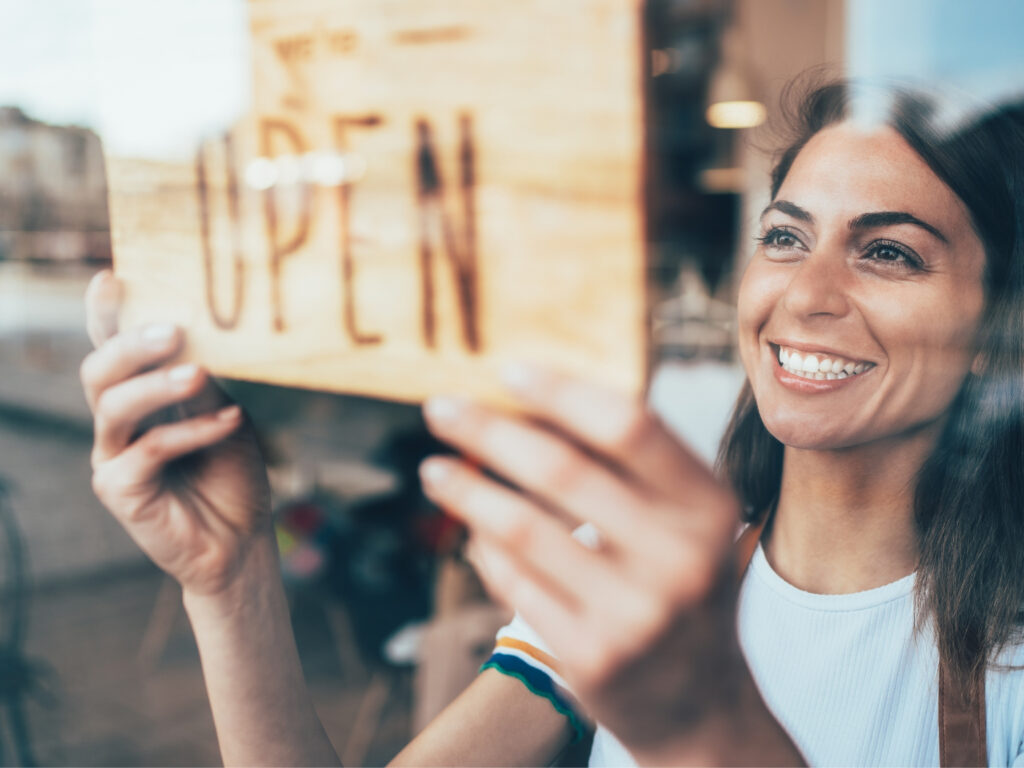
[424,396,465,425]
[218,405,241,421]
[501,362,540,394]
[143,323,176,343]
[168,363,198,383]
[419,458,451,488]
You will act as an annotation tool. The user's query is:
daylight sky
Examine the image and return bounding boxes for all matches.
[847,0,1024,102]
[0,0,250,158]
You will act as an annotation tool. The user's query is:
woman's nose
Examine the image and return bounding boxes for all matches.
[781,249,851,320]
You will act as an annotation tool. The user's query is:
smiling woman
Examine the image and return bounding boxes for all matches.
[717,80,1024,763]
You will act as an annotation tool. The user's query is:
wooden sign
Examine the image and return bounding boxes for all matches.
[105,0,649,404]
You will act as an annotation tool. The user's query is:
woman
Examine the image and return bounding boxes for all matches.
[80,80,1024,765]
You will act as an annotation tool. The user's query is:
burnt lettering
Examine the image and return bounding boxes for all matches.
[261,120,312,332]
[326,29,359,55]
[332,115,385,345]
[393,26,471,45]
[196,133,244,330]
[194,112,482,353]
[274,34,314,62]
[414,115,481,352]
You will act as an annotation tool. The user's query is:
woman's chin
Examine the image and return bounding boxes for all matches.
[760,414,855,452]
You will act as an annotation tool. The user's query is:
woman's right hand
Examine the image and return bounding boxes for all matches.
[81,270,273,598]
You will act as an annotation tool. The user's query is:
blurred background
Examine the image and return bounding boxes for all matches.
[0,0,1021,764]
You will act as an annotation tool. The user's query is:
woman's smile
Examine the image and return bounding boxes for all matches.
[767,342,876,393]
[774,344,874,380]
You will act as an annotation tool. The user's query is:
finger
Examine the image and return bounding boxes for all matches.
[80,323,182,411]
[500,364,721,503]
[175,377,231,420]
[92,405,245,514]
[85,269,123,348]
[424,398,735,587]
[93,362,208,464]
[423,397,666,550]
[420,457,638,608]
[467,535,593,669]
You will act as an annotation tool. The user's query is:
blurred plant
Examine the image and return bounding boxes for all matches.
[275,497,333,584]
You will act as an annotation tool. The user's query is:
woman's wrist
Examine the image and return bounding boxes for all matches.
[182,532,283,622]
[179,530,340,766]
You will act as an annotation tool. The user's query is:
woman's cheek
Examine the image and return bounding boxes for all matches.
[736,260,780,369]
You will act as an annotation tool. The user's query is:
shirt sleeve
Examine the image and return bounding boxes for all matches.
[479,524,601,743]
[481,612,587,742]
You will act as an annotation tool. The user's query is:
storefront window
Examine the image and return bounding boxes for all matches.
[0,2,1021,764]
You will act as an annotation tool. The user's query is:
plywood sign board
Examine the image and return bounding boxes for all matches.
[105,0,649,404]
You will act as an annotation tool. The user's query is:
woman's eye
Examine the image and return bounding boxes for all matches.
[758,227,802,250]
[863,240,923,270]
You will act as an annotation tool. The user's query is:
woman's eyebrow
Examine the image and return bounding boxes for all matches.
[848,211,949,243]
[760,200,814,223]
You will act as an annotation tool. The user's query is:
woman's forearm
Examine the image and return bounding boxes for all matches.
[182,536,341,767]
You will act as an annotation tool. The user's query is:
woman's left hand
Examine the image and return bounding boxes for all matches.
[419,365,769,763]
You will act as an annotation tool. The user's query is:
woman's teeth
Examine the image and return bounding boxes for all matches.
[777,346,872,380]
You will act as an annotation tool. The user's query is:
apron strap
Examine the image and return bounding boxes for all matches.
[939,654,988,767]
[733,517,987,766]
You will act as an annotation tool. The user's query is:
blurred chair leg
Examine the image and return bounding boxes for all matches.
[137,577,181,669]
[322,601,366,681]
[341,671,391,768]
[7,699,36,767]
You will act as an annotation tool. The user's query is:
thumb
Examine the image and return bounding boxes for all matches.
[85,269,122,348]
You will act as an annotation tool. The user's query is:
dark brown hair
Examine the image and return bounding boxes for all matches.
[717,78,1024,697]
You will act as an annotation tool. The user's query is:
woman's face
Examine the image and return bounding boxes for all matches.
[737,122,987,451]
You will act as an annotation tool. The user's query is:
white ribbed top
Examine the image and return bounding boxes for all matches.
[739,544,933,766]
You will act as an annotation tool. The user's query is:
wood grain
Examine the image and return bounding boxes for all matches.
[106,0,649,404]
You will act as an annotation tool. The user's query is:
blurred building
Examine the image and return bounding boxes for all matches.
[0,105,111,263]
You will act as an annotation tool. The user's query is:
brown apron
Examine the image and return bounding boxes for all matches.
[735,521,988,767]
